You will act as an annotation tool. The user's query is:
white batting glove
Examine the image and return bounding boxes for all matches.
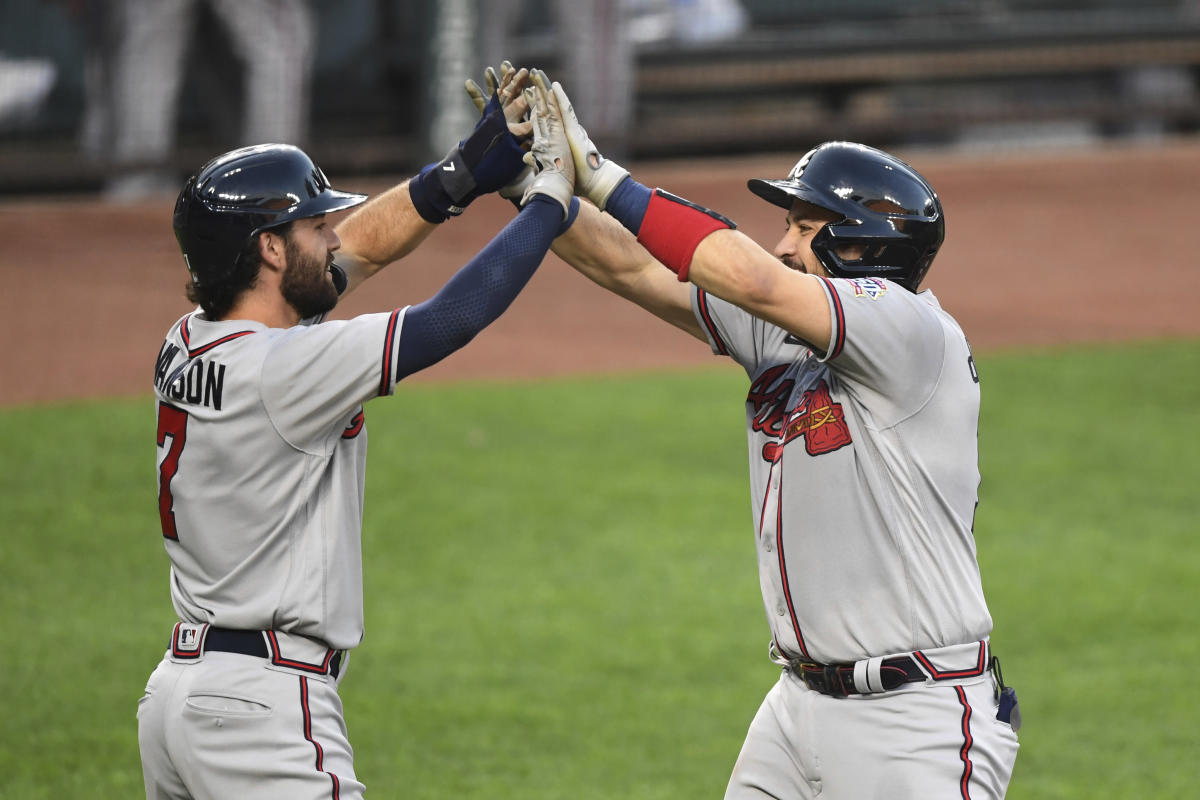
[519,74,575,218]
[543,75,629,211]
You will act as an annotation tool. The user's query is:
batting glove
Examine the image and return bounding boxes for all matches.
[545,76,630,211]
[464,61,529,123]
[520,74,575,219]
[409,64,532,223]
[466,61,536,207]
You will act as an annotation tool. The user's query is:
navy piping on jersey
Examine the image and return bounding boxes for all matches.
[955,685,976,799]
[771,456,810,658]
[816,277,846,359]
[299,677,341,799]
[757,460,810,660]
[378,309,402,396]
[695,290,729,355]
[180,314,255,358]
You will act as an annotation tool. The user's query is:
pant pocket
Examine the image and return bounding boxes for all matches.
[185,692,273,717]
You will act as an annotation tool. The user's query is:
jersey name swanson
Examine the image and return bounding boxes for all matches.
[153,341,227,410]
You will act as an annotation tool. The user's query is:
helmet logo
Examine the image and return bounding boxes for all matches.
[787,147,818,181]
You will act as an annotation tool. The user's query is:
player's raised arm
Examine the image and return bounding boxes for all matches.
[389,75,577,379]
[333,64,535,295]
[548,77,833,352]
[552,202,705,340]
[459,69,697,341]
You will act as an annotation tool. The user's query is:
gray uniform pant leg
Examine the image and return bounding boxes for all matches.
[138,652,363,800]
[725,670,1019,800]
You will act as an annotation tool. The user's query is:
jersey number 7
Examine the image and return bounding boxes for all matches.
[156,402,188,540]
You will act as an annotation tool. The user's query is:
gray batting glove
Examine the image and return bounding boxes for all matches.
[543,75,629,210]
[464,60,531,133]
[519,77,575,218]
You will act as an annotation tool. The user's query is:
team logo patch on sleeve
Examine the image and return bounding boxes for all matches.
[849,277,888,299]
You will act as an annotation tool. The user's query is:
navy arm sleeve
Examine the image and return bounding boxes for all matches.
[394,195,562,379]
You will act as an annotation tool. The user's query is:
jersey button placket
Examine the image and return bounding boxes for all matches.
[764,463,780,554]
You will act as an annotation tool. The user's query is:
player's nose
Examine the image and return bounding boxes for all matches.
[773,230,797,261]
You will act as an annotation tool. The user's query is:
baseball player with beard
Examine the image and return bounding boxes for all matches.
[508,70,1021,798]
[140,71,576,798]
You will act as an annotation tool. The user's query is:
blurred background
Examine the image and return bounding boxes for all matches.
[1,0,1198,198]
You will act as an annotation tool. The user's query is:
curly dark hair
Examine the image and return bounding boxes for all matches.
[185,222,292,319]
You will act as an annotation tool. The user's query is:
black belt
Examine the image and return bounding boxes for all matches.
[203,628,343,679]
[789,655,926,697]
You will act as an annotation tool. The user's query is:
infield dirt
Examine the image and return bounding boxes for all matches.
[2,140,1197,407]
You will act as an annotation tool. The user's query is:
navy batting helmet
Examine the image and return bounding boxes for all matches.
[173,143,367,287]
[747,142,944,291]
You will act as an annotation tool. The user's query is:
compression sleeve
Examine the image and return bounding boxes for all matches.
[394,194,563,379]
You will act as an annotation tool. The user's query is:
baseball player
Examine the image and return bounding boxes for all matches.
[517,70,1021,798]
[139,72,575,798]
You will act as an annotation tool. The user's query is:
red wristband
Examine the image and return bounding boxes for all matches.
[636,189,735,282]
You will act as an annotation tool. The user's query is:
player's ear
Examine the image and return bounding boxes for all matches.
[257,230,287,272]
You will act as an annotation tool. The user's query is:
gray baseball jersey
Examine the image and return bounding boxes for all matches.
[692,276,991,664]
[152,306,407,651]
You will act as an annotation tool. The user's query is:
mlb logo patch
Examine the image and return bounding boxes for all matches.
[172,622,208,657]
[849,278,888,299]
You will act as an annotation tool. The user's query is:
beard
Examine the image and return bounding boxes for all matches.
[781,256,807,273]
[281,237,339,320]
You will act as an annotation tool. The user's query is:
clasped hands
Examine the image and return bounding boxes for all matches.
[459,61,632,216]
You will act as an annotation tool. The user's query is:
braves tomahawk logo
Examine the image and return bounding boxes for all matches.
[761,379,852,462]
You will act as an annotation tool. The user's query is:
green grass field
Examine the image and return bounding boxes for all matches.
[2,339,1197,798]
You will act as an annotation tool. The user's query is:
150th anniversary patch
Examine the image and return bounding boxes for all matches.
[849,277,889,299]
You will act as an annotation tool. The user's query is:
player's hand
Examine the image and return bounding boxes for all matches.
[544,74,630,211]
[464,64,500,115]
[465,60,533,142]
[465,61,535,207]
[520,71,575,218]
[499,167,535,205]
[408,65,532,222]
